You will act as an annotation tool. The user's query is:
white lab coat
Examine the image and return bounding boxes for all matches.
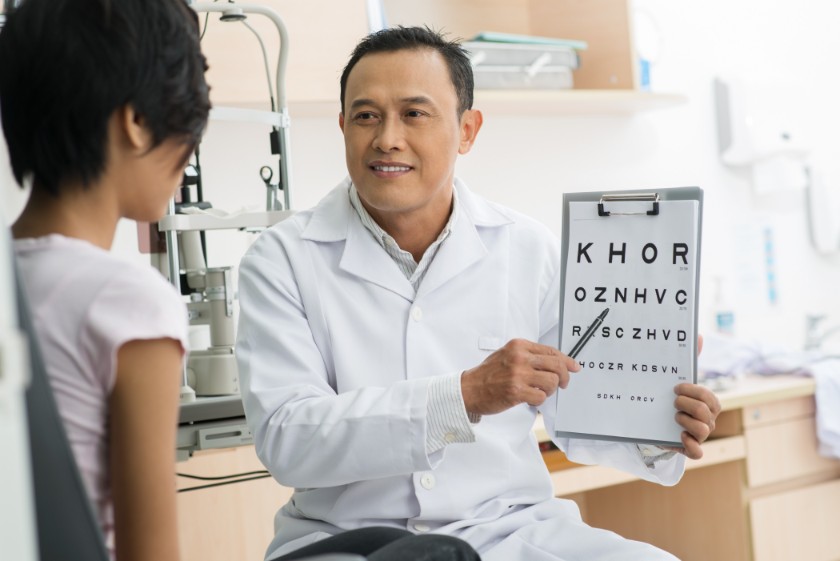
[237,178,685,560]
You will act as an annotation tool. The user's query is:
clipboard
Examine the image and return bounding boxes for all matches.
[554,187,703,447]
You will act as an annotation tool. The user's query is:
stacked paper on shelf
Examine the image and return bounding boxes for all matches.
[464,31,587,90]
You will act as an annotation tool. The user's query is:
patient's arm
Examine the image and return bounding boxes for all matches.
[110,338,183,561]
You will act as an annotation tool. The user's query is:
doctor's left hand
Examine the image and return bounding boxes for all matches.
[666,336,720,459]
[670,382,721,460]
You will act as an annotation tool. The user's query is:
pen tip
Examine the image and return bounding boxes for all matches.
[600,308,609,318]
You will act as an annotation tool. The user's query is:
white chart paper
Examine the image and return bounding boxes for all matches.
[554,199,700,446]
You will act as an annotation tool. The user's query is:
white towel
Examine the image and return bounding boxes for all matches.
[698,335,840,459]
[809,359,840,459]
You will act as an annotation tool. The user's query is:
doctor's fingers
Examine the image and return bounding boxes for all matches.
[528,354,574,387]
[486,370,560,408]
[678,430,704,460]
[674,394,719,432]
[522,387,551,407]
[675,410,712,445]
[520,378,558,407]
[505,339,578,364]
[528,351,580,377]
[520,340,581,371]
[675,383,721,416]
[522,369,565,400]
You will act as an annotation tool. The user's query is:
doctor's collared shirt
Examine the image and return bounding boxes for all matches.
[349,184,476,454]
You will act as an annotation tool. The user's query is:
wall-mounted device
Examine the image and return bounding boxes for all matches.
[805,156,840,254]
[715,76,809,168]
[714,75,809,194]
[715,75,840,253]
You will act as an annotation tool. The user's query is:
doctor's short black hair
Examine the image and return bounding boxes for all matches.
[0,0,211,196]
[339,26,474,116]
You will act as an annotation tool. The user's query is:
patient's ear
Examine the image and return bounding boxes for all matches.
[115,105,153,153]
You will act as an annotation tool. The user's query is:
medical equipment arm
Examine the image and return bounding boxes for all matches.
[191,2,292,209]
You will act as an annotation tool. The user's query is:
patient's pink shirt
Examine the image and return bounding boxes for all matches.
[15,235,187,557]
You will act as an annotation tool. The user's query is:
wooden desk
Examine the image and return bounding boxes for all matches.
[176,376,840,561]
[538,375,840,561]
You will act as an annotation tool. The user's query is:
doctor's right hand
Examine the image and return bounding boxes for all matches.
[461,339,580,416]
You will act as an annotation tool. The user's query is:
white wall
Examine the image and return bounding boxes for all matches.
[3,0,840,348]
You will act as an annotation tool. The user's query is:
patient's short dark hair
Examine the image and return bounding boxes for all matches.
[0,0,211,196]
[339,26,474,116]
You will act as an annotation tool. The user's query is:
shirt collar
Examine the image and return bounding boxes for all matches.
[348,183,459,257]
[299,176,513,243]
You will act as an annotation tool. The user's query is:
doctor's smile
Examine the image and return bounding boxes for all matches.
[368,159,414,178]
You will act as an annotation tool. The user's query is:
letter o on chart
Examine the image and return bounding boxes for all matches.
[642,243,658,264]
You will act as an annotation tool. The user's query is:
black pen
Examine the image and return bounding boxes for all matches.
[567,308,609,359]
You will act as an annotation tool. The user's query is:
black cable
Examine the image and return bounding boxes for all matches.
[194,145,204,204]
[177,474,272,493]
[192,146,208,262]
[177,470,270,481]
[199,11,209,40]
[240,19,276,113]
[198,0,223,41]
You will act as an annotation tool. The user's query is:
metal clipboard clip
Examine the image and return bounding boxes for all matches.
[597,192,660,217]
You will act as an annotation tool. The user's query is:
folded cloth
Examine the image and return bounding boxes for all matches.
[697,334,760,379]
[809,359,840,459]
[698,335,840,459]
[697,334,806,379]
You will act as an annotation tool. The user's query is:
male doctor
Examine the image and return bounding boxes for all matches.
[236,26,720,561]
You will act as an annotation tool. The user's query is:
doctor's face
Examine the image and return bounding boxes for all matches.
[339,48,482,228]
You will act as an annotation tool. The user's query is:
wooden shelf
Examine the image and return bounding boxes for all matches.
[200,1,683,118]
[473,89,687,116]
[287,90,687,118]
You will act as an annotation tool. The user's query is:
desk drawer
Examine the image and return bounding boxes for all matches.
[750,478,840,561]
[742,395,815,428]
[745,415,839,487]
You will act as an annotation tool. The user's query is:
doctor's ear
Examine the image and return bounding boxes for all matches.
[339,112,345,133]
[458,109,483,155]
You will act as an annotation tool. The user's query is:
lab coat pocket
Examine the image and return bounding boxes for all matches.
[478,336,503,351]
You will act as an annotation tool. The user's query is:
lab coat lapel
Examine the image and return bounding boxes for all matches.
[301,180,415,302]
[416,210,487,298]
[417,180,514,298]
[340,218,415,302]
